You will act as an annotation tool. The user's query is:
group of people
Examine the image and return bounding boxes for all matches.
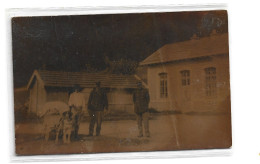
[68,81,150,141]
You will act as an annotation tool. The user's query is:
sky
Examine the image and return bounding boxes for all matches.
[11,10,228,87]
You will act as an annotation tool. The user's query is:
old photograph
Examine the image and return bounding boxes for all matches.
[12,10,231,155]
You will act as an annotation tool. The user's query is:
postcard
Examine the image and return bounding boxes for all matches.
[12,10,231,155]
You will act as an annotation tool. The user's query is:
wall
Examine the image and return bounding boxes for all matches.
[107,89,134,114]
[31,87,134,116]
[36,80,47,115]
[82,88,134,114]
[29,78,37,113]
[81,88,92,115]
[28,77,47,115]
[46,90,69,103]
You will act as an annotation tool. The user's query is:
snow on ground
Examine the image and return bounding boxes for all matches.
[15,113,231,155]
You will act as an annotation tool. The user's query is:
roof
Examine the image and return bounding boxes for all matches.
[140,33,229,66]
[27,70,141,89]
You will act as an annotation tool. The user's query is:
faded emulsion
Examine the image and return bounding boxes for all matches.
[12,10,231,155]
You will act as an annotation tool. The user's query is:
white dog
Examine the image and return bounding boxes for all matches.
[42,109,62,143]
[61,111,73,144]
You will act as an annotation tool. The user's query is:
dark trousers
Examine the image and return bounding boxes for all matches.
[71,106,83,138]
[136,112,150,137]
[88,110,104,135]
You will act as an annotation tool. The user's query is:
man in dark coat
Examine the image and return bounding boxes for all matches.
[87,81,108,136]
[133,81,150,137]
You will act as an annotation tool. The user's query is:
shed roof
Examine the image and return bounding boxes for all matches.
[27,70,141,89]
[140,33,229,66]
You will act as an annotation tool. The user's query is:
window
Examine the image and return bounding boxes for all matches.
[205,67,217,97]
[159,73,168,98]
[180,70,190,86]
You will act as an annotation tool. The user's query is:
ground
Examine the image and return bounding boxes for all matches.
[15,113,231,155]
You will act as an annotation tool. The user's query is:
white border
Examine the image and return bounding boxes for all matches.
[6,4,231,162]
[12,149,231,162]
[6,4,227,17]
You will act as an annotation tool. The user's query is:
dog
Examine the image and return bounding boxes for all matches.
[42,109,63,143]
[61,111,73,144]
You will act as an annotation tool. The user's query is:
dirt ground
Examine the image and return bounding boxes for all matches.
[15,113,232,155]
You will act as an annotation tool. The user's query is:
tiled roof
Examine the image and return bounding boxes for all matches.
[28,70,140,89]
[140,33,229,66]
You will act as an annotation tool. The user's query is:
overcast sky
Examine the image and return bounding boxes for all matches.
[12,10,228,87]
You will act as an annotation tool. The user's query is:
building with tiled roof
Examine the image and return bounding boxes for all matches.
[140,32,228,66]
[140,31,231,113]
[27,70,142,115]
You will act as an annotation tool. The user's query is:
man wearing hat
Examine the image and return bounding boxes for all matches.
[133,81,150,137]
[87,81,108,136]
[68,84,86,139]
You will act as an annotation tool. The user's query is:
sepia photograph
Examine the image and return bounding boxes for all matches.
[12,10,231,155]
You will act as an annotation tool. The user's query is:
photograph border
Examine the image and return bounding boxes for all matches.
[6,4,232,162]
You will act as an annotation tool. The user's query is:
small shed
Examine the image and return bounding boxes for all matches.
[27,70,141,116]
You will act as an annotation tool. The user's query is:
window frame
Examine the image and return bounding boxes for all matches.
[159,72,168,98]
[204,67,217,97]
[180,70,190,86]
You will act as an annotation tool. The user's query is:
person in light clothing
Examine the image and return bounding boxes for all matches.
[68,84,86,139]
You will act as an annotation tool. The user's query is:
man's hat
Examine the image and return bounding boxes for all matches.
[96,81,101,87]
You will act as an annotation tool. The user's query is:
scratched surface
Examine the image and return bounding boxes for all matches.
[15,113,231,155]
[12,10,231,155]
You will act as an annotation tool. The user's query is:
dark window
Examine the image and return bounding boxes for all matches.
[159,73,168,98]
[180,70,190,86]
[205,67,217,97]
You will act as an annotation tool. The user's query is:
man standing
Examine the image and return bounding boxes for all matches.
[68,84,86,140]
[133,81,150,137]
[87,81,108,136]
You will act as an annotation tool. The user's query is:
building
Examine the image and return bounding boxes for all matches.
[27,70,141,116]
[140,32,230,113]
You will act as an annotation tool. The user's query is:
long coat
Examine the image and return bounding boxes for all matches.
[87,88,108,111]
[133,88,150,114]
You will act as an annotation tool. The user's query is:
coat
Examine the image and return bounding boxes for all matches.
[87,87,108,111]
[133,88,150,114]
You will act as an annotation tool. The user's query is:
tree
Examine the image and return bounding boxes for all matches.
[104,56,139,75]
